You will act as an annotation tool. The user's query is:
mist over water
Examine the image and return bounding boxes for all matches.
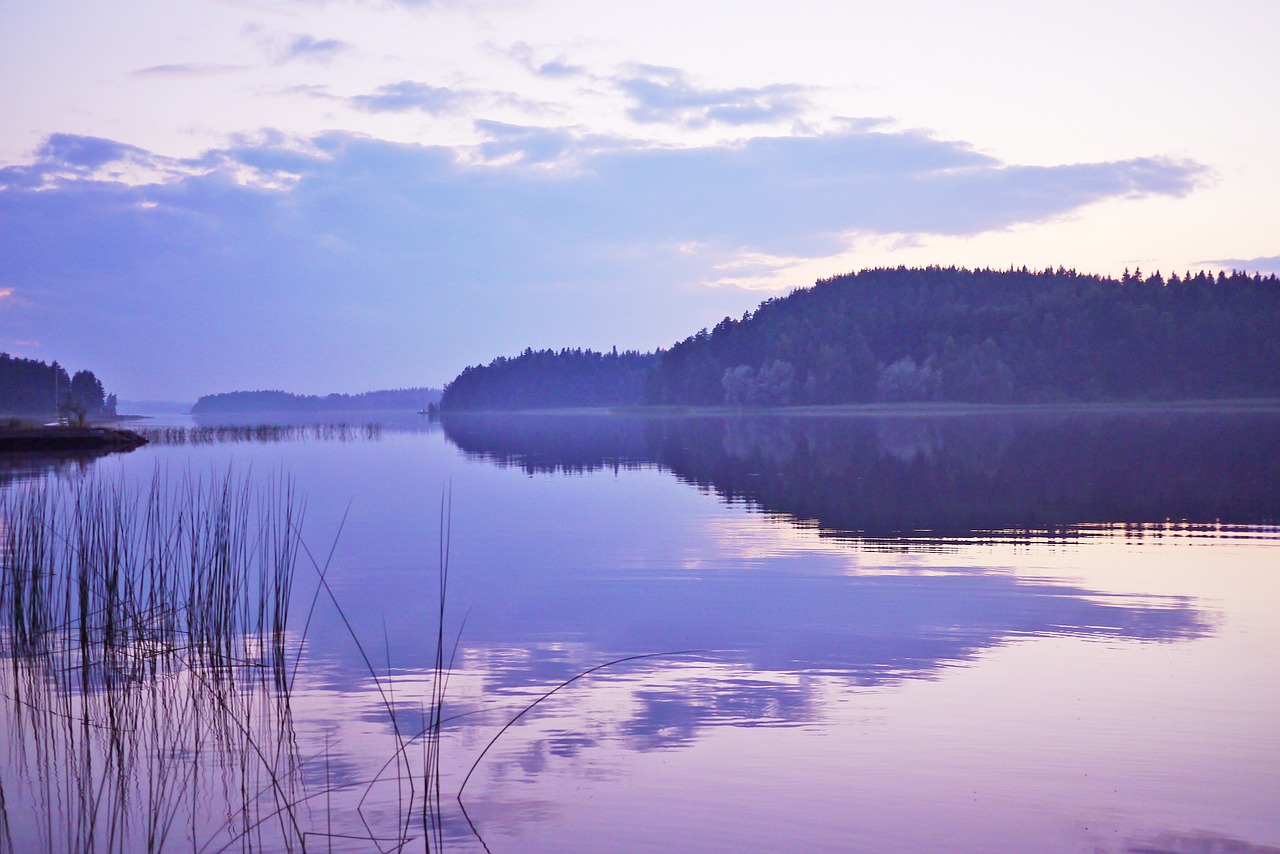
[2,409,1278,852]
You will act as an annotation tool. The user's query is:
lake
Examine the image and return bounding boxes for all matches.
[2,407,1278,852]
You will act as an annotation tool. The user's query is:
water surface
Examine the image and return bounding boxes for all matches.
[2,409,1278,852]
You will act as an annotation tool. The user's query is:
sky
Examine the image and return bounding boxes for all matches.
[1,0,1277,401]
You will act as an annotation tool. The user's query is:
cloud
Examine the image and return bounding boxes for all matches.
[1199,254,1280,275]
[535,59,586,78]
[0,127,1207,397]
[132,63,251,77]
[282,0,478,9]
[474,120,625,165]
[349,81,470,113]
[320,80,544,117]
[505,42,588,79]
[617,66,812,128]
[280,33,351,63]
[475,120,576,164]
[0,134,181,189]
[38,134,150,171]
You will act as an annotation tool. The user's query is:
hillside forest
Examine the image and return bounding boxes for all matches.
[440,266,1280,410]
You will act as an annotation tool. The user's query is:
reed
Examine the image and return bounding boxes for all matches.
[0,466,474,852]
[0,465,683,852]
[0,468,306,853]
[134,423,383,447]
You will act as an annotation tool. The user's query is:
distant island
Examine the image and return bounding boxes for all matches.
[440,266,1280,410]
[192,387,442,414]
[1,352,118,421]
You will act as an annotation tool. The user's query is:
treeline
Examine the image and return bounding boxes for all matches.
[440,348,656,410]
[1,353,117,418]
[647,266,1280,405]
[191,387,441,414]
[441,266,1280,410]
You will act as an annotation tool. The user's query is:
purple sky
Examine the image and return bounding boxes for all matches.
[1,0,1275,400]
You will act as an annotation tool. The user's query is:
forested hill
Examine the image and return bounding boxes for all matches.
[1,353,117,418]
[646,266,1280,405]
[441,348,656,410]
[440,266,1280,410]
[192,387,441,414]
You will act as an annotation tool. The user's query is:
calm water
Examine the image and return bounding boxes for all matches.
[2,409,1279,852]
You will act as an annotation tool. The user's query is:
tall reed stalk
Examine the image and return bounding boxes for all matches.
[0,468,305,853]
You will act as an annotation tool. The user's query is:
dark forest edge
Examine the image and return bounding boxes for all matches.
[191,386,441,414]
[440,266,1280,410]
[0,353,117,421]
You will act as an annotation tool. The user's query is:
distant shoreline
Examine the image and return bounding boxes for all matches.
[191,388,441,416]
[440,397,1280,418]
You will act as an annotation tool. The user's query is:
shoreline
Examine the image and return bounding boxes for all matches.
[0,426,149,453]
[438,397,1280,418]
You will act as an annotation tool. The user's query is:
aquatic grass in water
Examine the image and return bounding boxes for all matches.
[0,468,306,852]
[135,423,383,447]
[0,468,480,852]
[0,466,686,852]
[0,468,299,681]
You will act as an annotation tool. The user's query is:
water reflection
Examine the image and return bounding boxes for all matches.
[0,448,135,488]
[190,409,439,434]
[1126,831,1280,854]
[426,409,1278,850]
[2,413,1275,851]
[442,409,1280,535]
[440,570,1210,692]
